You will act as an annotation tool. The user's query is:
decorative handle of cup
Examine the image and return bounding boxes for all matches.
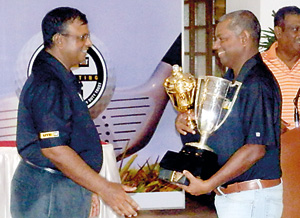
[194,77,204,127]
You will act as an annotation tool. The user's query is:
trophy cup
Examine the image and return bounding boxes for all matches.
[159,65,242,185]
[164,64,196,129]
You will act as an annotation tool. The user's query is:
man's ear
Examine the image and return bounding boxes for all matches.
[274,26,282,40]
[52,33,63,48]
[240,30,250,46]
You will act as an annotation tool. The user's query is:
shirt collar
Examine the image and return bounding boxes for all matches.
[263,41,278,59]
[35,50,82,93]
[224,53,262,83]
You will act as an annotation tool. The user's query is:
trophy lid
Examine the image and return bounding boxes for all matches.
[164,65,196,112]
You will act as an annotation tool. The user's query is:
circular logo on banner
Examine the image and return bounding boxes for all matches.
[27,44,107,108]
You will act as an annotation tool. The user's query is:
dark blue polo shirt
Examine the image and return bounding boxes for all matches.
[17,49,103,173]
[182,53,282,184]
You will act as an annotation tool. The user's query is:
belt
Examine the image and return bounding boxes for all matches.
[214,179,281,196]
[23,159,64,176]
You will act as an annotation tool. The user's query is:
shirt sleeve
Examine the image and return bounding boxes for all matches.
[29,78,73,148]
[239,76,279,149]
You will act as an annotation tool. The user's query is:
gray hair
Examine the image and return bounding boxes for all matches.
[219,10,261,47]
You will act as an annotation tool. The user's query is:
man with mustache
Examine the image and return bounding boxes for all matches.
[261,6,300,132]
[178,6,300,137]
[176,10,282,218]
[10,7,139,218]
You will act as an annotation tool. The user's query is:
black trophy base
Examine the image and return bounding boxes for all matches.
[158,145,219,185]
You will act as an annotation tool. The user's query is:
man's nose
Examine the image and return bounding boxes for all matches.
[85,37,92,47]
[212,40,219,50]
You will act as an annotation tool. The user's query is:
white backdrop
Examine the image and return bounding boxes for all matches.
[0,0,183,167]
[227,0,300,35]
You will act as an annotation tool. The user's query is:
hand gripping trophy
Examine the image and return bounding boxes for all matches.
[159,65,242,185]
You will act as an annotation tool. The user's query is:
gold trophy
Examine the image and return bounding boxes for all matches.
[164,64,196,129]
[159,65,242,185]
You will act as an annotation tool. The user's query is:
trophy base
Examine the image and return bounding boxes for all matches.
[159,145,219,185]
[185,142,214,153]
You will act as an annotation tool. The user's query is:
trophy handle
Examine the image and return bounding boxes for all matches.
[194,77,204,124]
[214,80,242,131]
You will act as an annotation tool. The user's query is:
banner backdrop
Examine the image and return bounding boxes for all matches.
[0,0,183,167]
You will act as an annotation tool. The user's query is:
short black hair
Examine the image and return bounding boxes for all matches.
[274,6,300,29]
[42,7,88,49]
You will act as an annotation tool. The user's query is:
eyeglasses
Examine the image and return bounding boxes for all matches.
[61,33,90,42]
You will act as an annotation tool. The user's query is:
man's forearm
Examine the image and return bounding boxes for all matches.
[41,145,108,194]
[207,144,266,189]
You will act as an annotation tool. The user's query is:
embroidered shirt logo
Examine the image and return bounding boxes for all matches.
[40,131,59,139]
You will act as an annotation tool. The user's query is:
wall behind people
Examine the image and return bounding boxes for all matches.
[227,0,299,35]
[0,0,182,167]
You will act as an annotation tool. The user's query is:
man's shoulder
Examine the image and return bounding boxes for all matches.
[32,50,66,79]
[242,53,272,78]
[22,69,66,106]
[243,57,279,91]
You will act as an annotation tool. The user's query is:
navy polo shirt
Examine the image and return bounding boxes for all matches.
[182,53,282,184]
[17,50,103,173]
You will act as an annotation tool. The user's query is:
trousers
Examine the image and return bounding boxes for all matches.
[215,183,283,218]
[10,160,92,218]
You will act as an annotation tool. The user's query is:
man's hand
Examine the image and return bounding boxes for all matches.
[98,182,139,217]
[89,193,100,217]
[176,170,213,196]
[175,112,196,135]
[177,144,266,198]
[42,146,139,217]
